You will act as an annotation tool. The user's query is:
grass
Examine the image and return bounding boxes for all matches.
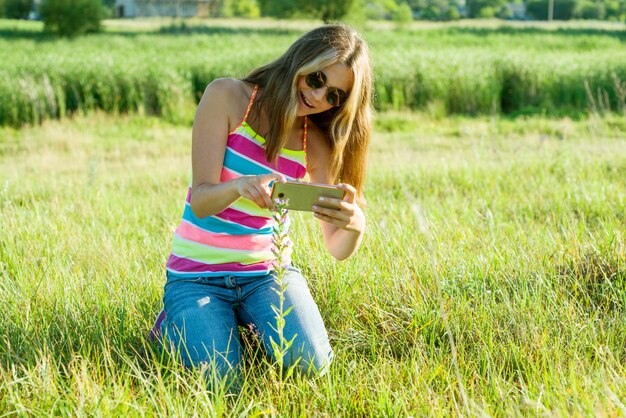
[1,18,626,126]
[1,110,624,415]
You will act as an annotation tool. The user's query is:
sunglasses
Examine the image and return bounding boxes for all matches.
[304,71,348,107]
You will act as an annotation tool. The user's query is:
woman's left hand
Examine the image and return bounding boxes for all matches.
[312,183,365,233]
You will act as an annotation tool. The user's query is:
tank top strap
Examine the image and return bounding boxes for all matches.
[242,84,259,124]
[303,115,308,169]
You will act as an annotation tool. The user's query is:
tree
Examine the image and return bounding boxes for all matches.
[257,0,296,17]
[221,0,260,17]
[317,0,356,21]
[526,0,576,19]
[409,0,461,20]
[574,0,606,18]
[5,0,32,18]
[466,0,506,17]
[235,0,260,17]
[391,1,413,23]
[258,0,355,20]
[40,0,107,37]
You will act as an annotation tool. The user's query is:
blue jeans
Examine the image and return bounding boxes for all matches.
[158,266,333,383]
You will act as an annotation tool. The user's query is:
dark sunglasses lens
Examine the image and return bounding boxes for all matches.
[305,72,325,89]
[327,89,347,107]
[327,91,338,106]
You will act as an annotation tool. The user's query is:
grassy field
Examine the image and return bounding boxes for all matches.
[1,108,624,415]
[1,18,626,126]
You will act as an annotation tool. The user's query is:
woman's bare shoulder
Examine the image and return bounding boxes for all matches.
[198,78,254,128]
[202,78,251,103]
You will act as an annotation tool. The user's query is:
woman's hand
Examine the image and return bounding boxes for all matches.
[312,183,365,232]
[236,173,286,209]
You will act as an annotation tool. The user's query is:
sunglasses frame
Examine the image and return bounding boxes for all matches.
[304,71,348,107]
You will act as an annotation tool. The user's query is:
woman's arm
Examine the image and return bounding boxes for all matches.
[189,79,284,218]
[307,130,366,261]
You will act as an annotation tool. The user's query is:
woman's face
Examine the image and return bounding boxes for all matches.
[296,62,353,117]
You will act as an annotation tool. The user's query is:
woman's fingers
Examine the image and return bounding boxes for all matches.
[337,183,356,204]
[265,173,286,184]
[312,182,365,232]
[237,173,285,208]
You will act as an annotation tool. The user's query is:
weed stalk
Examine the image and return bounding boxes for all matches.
[269,198,297,384]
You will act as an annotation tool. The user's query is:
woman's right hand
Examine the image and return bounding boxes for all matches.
[236,173,286,209]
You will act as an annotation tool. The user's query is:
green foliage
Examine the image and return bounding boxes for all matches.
[442,6,461,18]
[257,0,295,17]
[605,0,622,19]
[478,5,496,16]
[318,0,356,21]
[258,0,354,19]
[362,0,399,19]
[343,0,368,25]
[466,0,506,17]
[221,0,260,17]
[391,1,413,23]
[420,4,440,18]
[220,0,234,16]
[234,0,260,17]
[40,0,106,37]
[409,0,459,20]
[4,0,32,19]
[574,0,607,18]
[495,3,513,18]
[526,0,577,19]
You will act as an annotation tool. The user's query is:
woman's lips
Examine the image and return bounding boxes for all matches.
[300,91,314,108]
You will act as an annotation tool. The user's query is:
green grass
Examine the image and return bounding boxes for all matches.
[1,18,626,126]
[1,111,624,415]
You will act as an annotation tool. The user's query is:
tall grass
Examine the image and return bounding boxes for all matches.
[1,111,624,414]
[1,19,626,126]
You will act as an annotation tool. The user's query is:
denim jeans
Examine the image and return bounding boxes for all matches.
[157,266,333,383]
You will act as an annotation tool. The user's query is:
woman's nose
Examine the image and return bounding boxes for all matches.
[310,86,327,101]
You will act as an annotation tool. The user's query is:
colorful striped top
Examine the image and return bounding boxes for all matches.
[166,85,308,277]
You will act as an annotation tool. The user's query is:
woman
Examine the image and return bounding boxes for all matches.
[150,24,373,386]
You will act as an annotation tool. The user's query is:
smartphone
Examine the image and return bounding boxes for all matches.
[270,181,345,211]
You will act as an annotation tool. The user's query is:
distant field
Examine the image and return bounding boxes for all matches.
[1,18,625,126]
[1,111,624,415]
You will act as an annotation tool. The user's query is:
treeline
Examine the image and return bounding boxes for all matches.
[2,0,626,22]
[254,0,626,21]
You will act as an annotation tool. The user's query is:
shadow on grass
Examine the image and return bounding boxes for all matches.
[0,27,54,41]
[156,23,302,37]
[445,25,626,41]
[0,22,302,42]
[3,20,625,41]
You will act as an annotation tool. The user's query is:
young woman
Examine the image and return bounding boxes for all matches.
[150,24,373,385]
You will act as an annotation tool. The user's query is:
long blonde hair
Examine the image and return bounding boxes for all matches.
[242,24,373,203]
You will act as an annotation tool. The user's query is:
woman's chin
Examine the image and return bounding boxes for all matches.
[296,104,312,117]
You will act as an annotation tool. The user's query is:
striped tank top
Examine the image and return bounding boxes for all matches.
[165,85,308,277]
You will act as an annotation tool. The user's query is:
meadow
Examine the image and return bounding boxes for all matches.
[1,18,626,126]
[1,18,626,416]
